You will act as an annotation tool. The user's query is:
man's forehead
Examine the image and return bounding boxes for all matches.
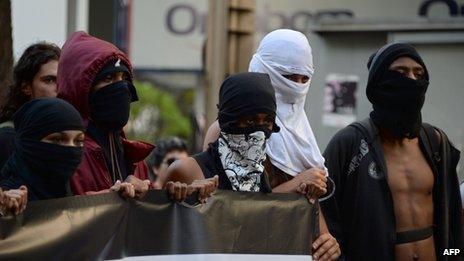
[389,56,424,69]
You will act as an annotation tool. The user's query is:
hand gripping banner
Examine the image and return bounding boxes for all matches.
[0,190,317,260]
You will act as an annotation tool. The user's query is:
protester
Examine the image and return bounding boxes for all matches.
[58,31,216,201]
[162,72,277,193]
[146,137,189,189]
[56,31,153,198]
[202,29,340,260]
[248,29,330,198]
[0,98,85,200]
[203,30,329,198]
[321,43,463,260]
[0,42,60,169]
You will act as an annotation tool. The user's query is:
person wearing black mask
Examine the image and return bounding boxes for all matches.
[0,98,84,201]
[55,31,153,199]
[58,31,216,201]
[160,72,280,198]
[320,43,463,260]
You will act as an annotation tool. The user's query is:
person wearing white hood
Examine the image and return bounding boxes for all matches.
[203,29,340,261]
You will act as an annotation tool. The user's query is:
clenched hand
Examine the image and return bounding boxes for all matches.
[0,186,28,216]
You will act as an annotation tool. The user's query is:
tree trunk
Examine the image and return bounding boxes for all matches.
[0,0,13,107]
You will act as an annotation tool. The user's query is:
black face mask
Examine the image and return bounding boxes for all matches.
[10,138,83,199]
[18,139,83,182]
[2,98,85,200]
[370,70,429,139]
[89,81,132,132]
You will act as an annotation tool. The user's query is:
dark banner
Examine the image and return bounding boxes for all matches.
[0,190,316,260]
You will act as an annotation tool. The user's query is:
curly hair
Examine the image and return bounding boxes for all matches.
[147,137,188,168]
[0,42,60,123]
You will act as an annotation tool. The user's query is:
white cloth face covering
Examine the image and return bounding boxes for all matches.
[249,29,327,177]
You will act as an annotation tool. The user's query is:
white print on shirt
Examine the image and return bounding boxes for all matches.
[368,161,383,180]
[348,139,369,176]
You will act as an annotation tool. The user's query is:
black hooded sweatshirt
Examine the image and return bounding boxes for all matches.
[0,98,84,201]
[321,43,463,260]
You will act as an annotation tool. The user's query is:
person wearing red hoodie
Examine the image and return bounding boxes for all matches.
[58,31,217,201]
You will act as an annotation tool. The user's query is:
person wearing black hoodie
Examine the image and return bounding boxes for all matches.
[321,43,463,260]
[58,32,217,202]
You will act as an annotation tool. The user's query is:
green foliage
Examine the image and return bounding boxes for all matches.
[126,81,191,143]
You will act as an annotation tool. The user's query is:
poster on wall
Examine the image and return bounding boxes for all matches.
[322,74,358,128]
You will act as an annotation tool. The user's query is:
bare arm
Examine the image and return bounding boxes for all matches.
[160,157,218,202]
[269,167,339,260]
[159,157,205,186]
[203,120,220,151]
[313,211,341,260]
[272,168,327,203]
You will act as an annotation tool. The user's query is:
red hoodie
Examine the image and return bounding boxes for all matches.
[58,31,153,195]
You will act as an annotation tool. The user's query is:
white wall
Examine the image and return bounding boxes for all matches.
[11,0,67,60]
[11,0,88,61]
[131,0,207,70]
[130,0,464,70]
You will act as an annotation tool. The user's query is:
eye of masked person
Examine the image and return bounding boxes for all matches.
[282,74,310,84]
[236,113,274,130]
[93,72,129,91]
[41,131,85,147]
[390,67,425,81]
[388,57,425,81]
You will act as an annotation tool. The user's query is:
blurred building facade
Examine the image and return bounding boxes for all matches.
[11,0,464,178]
